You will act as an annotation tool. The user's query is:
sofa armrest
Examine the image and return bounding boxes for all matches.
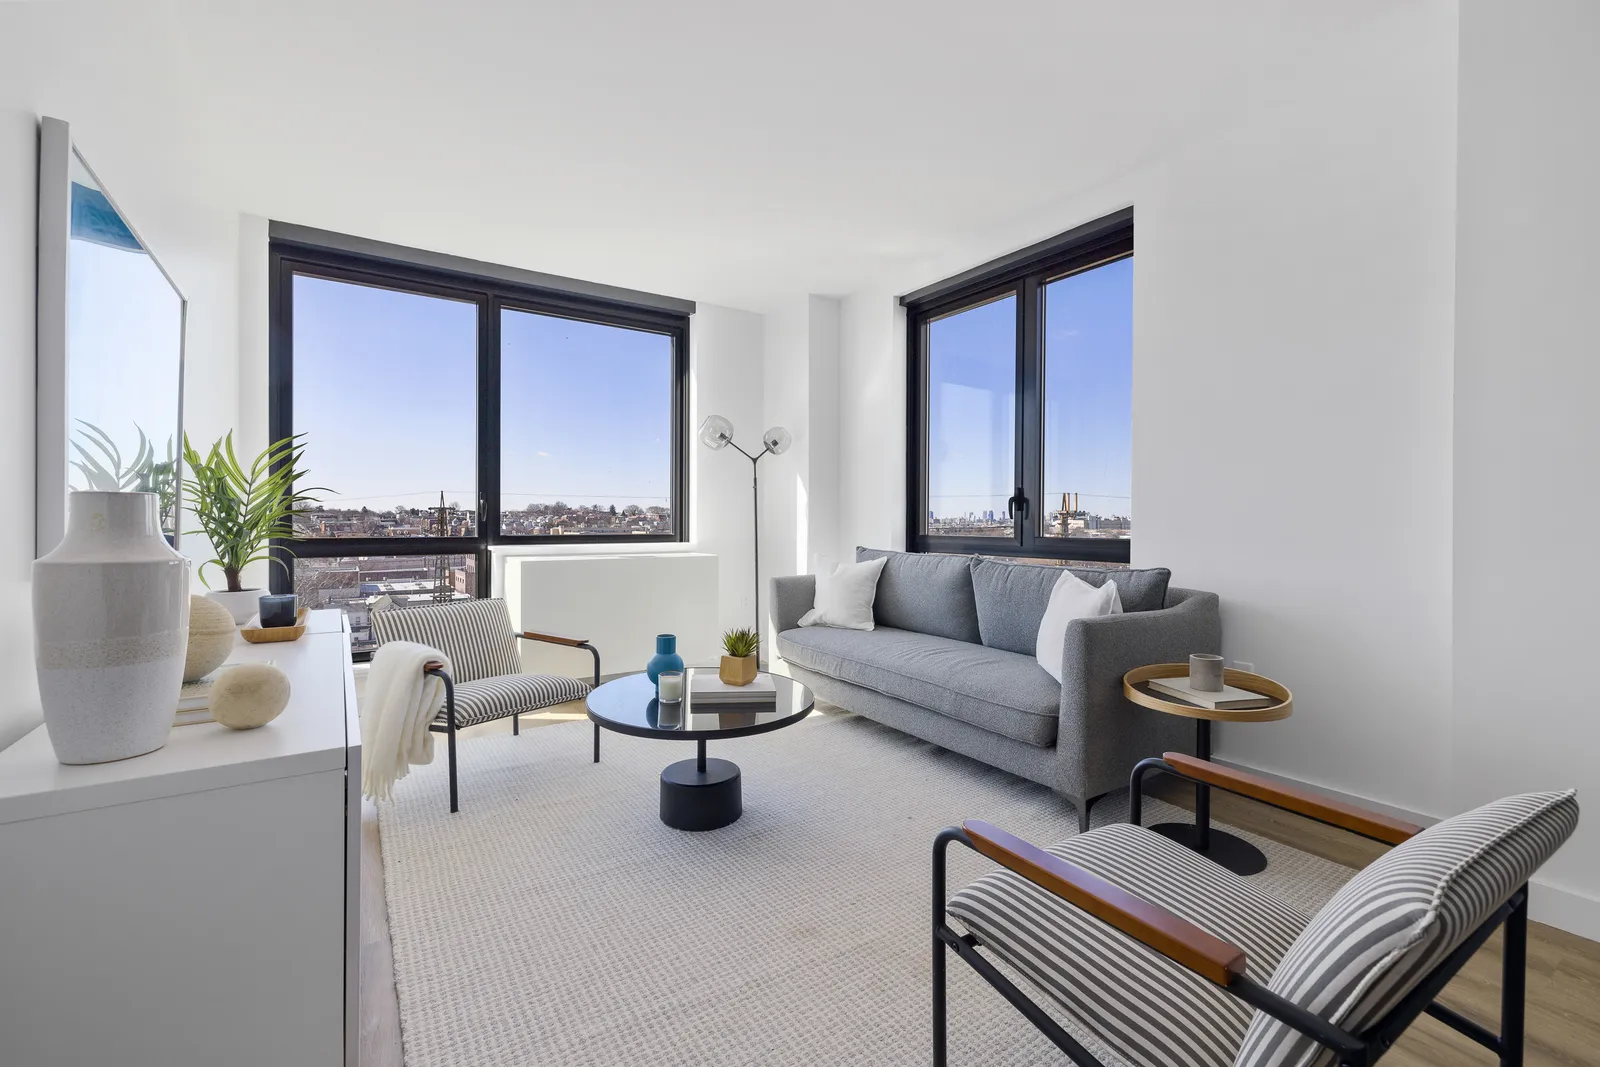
[769,575,817,635]
[1055,588,1222,801]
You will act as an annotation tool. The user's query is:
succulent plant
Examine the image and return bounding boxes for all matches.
[721,627,760,659]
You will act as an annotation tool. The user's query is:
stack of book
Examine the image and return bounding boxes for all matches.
[689,670,776,708]
[1146,674,1272,711]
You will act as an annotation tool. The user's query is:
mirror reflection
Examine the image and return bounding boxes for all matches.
[66,149,184,538]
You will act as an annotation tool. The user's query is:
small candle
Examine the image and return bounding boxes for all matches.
[258,594,299,628]
[658,670,684,702]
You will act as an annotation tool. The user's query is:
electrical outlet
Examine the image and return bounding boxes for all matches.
[1233,660,1256,674]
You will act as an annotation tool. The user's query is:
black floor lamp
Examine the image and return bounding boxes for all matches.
[698,415,791,637]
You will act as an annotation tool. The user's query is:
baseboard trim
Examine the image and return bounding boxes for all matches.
[1207,757,1438,826]
[1213,757,1597,942]
[1527,880,1600,942]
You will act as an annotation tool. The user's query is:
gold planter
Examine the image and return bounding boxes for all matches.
[719,653,758,686]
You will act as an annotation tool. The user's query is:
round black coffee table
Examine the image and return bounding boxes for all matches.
[586,670,814,831]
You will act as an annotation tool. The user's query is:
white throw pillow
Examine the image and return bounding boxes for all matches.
[1035,570,1122,682]
[799,556,888,631]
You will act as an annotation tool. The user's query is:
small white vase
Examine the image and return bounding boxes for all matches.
[33,491,191,764]
[205,587,264,626]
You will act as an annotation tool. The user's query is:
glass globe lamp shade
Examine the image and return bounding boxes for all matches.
[698,414,734,450]
[762,427,792,455]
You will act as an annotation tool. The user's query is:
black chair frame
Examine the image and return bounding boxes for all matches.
[424,634,601,813]
[933,756,1531,1067]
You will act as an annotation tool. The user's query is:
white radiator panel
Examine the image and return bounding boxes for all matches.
[503,553,721,680]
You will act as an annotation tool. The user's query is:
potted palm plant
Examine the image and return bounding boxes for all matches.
[719,627,760,686]
[183,432,324,624]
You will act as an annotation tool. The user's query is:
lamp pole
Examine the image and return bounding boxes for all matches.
[698,418,791,644]
[722,438,771,638]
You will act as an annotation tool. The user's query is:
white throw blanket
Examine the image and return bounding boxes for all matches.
[361,640,450,802]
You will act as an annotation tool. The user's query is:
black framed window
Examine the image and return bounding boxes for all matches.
[904,209,1132,563]
[268,238,689,653]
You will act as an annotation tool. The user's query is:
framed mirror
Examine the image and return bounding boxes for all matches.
[36,116,186,555]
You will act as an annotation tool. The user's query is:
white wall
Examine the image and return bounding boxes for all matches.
[760,298,810,643]
[758,294,844,648]
[838,289,906,554]
[0,107,43,750]
[828,2,1600,935]
[0,5,243,749]
[805,296,842,576]
[840,1,1460,812]
[1134,6,1459,817]
[1453,0,1600,938]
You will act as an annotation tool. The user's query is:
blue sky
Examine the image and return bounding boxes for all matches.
[69,237,183,491]
[292,275,672,513]
[927,256,1132,521]
[293,257,1128,524]
[1042,257,1133,519]
[499,308,671,510]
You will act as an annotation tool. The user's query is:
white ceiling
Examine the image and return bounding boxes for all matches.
[16,1,1411,311]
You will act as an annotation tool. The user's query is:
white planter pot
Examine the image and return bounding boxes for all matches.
[205,587,265,626]
[33,491,190,765]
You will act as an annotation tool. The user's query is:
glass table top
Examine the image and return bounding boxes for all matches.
[585,670,814,740]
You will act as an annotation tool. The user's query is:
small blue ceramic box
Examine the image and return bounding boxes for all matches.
[258,594,298,628]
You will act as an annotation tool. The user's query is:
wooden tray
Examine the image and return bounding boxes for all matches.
[241,608,308,644]
[1122,663,1293,722]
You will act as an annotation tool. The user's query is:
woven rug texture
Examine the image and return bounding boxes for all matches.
[377,708,1354,1066]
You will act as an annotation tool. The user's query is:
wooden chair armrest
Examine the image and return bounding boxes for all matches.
[520,631,590,647]
[423,660,448,673]
[1162,752,1422,845]
[962,819,1247,986]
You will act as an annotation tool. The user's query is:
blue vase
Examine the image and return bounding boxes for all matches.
[646,633,684,685]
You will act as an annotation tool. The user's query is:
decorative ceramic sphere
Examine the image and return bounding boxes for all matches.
[184,595,237,682]
[211,663,291,730]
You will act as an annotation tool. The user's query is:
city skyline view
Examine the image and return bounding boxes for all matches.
[291,274,675,525]
[925,255,1132,537]
[290,257,1126,544]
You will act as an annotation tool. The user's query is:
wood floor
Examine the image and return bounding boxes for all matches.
[359,714,1600,1067]
[1146,779,1600,1067]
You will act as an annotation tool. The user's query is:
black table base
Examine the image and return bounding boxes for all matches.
[1169,718,1270,876]
[1148,822,1268,876]
[660,743,742,831]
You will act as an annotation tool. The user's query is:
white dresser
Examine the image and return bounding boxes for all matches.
[0,609,360,1067]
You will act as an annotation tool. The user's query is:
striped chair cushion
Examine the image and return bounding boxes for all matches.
[949,823,1312,1067]
[1235,790,1579,1067]
[370,598,523,684]
[438,673,591,728]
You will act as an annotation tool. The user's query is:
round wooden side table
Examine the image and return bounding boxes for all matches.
[1123,663,1293,875]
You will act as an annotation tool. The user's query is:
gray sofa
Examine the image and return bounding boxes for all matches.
[771,548,1221,830]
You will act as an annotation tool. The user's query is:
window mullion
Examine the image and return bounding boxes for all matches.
[1018,275,1043,552]
[479,295,500,565]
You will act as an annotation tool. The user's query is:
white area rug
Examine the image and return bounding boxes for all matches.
[378,709,1354,1066]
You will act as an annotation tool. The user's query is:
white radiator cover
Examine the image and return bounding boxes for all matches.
[503,553,721,680]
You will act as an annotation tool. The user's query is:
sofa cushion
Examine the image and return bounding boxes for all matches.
[1083,565,1171,614]
[855,547,981,644]
[777,624,1060,747]
[970,559,1173,655]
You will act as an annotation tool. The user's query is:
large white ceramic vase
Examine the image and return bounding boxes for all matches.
[33,491,191,764]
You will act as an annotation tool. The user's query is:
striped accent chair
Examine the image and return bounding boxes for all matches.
[933,755,1578,1067]
[370,598,601,812]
